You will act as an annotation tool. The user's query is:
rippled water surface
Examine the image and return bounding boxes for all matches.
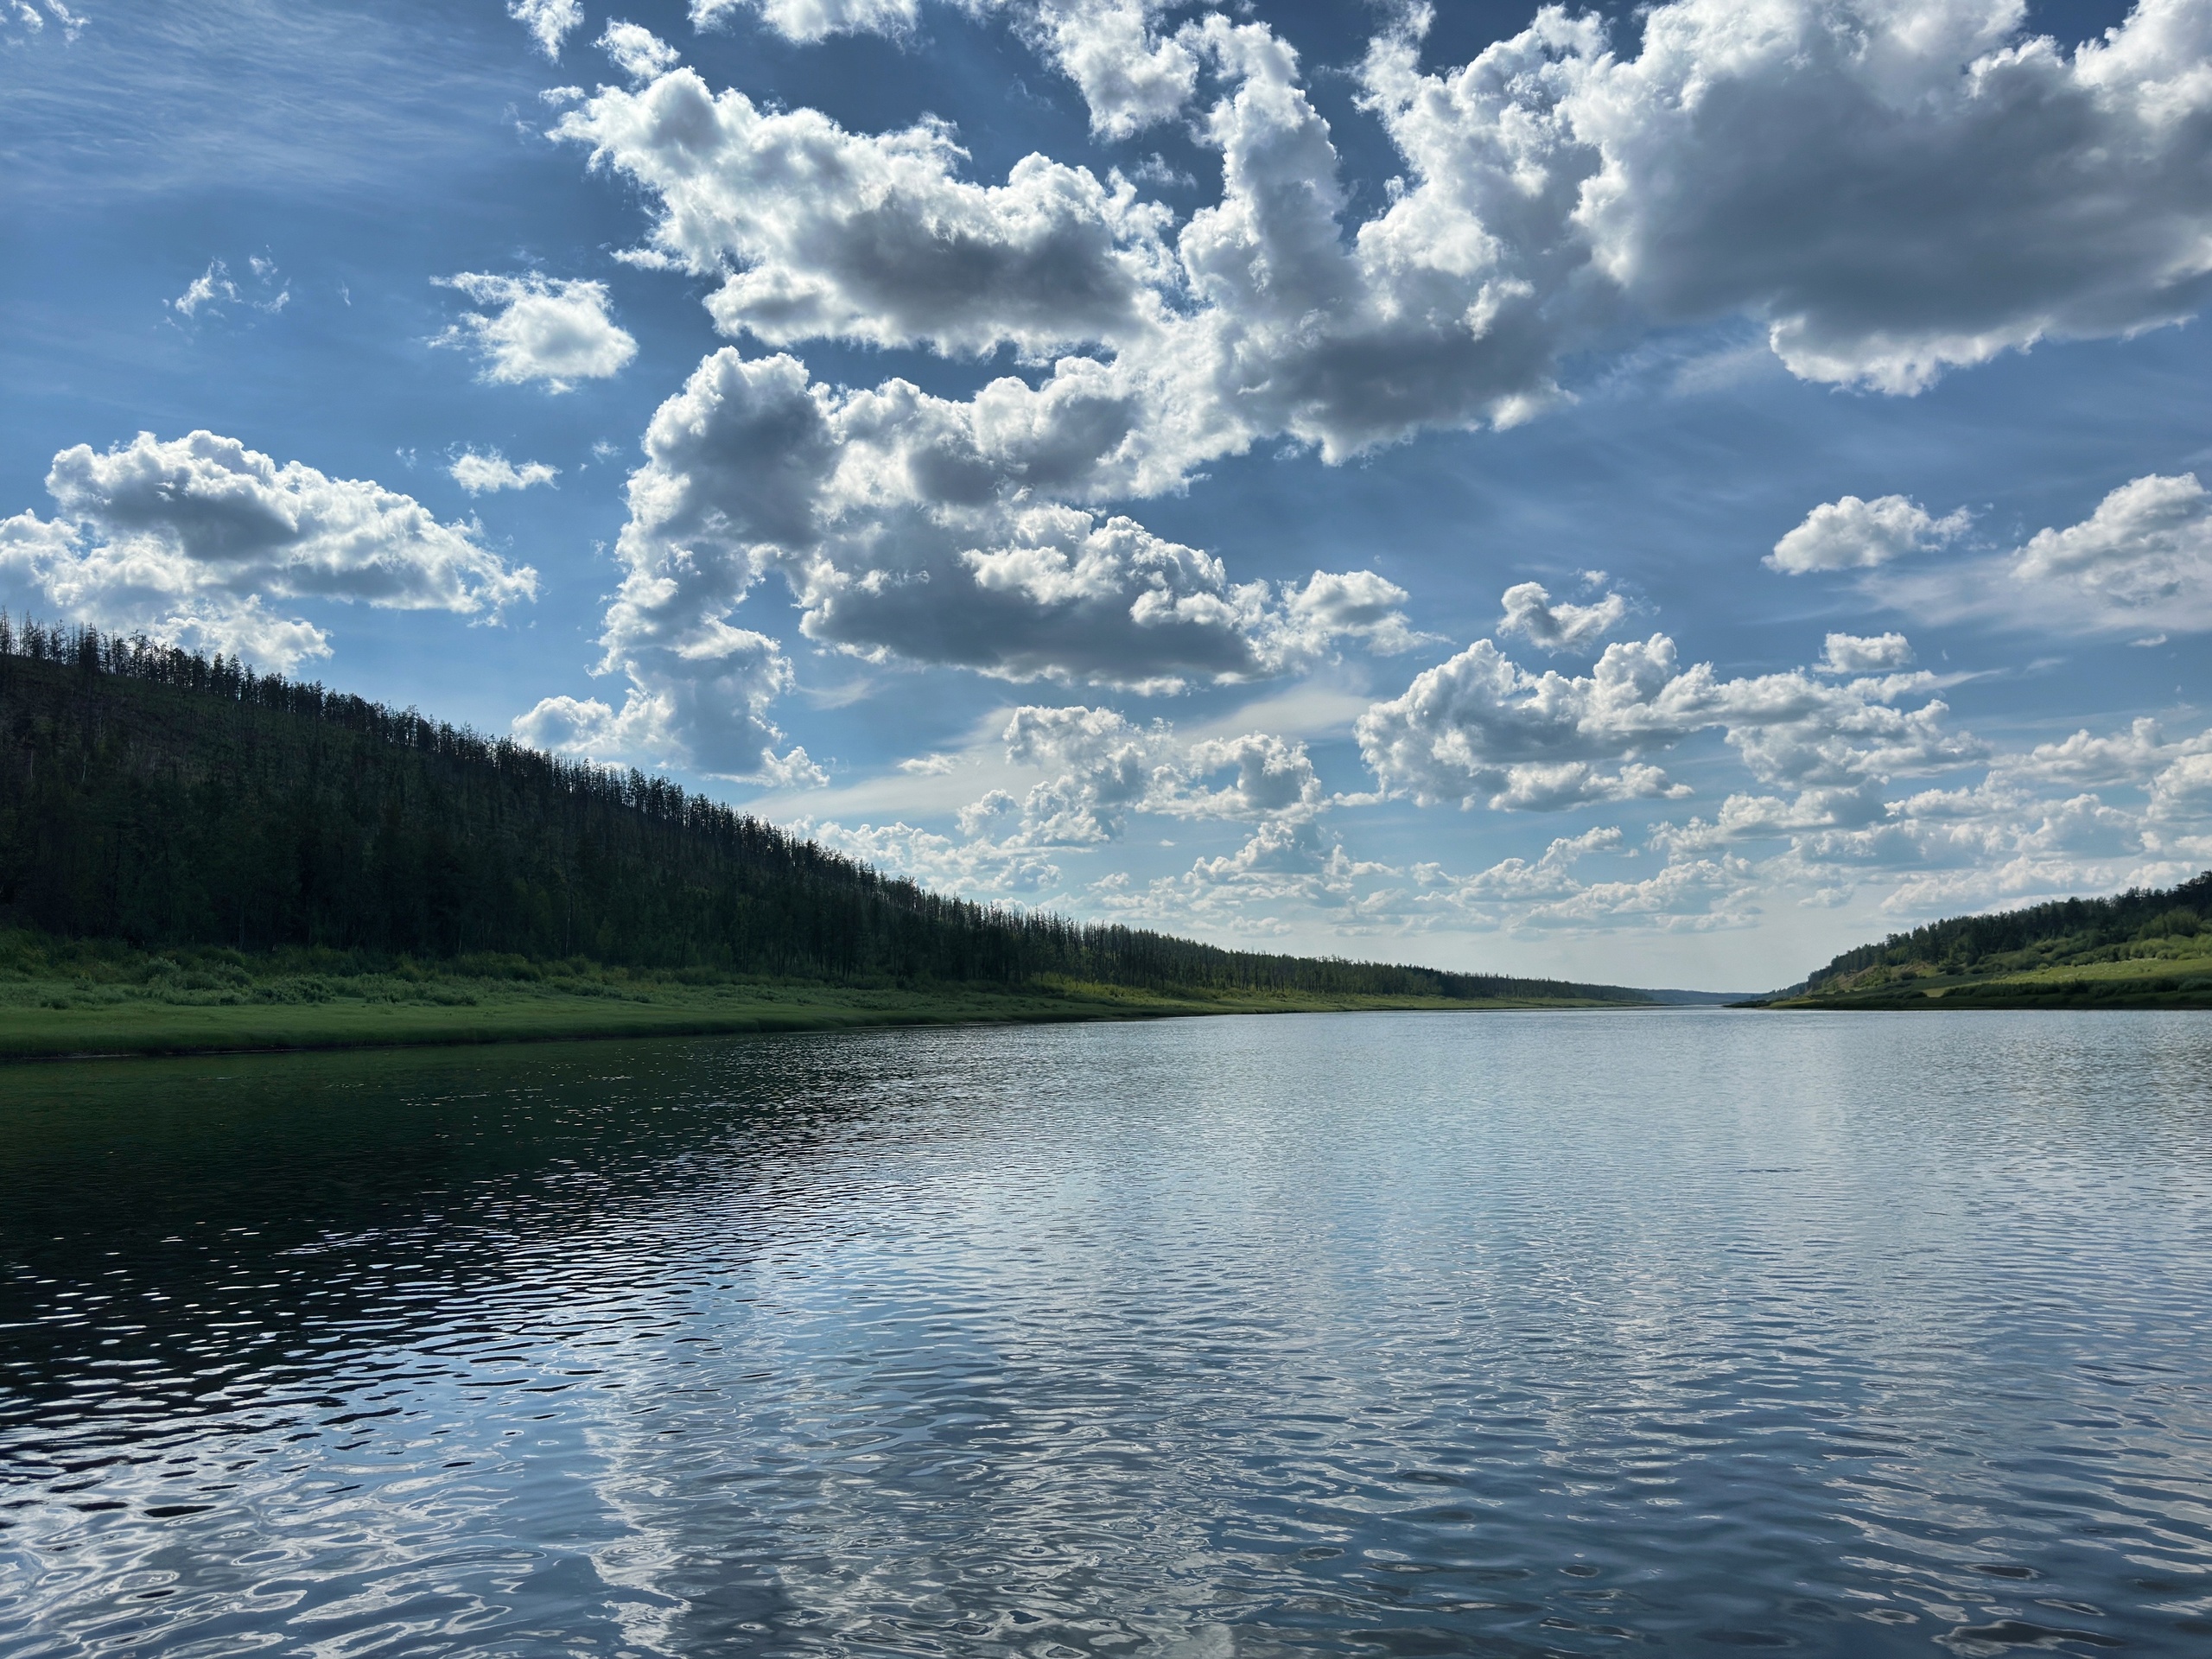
[4,1011,2212,1656]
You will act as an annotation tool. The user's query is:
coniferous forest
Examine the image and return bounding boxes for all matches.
[1777,868,2212,1007]
[1802,874,2211,991]
[0,620,1645,1004]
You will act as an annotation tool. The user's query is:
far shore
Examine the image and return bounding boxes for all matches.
[18,949,2206,1062]
[0,975,1658,1064]
[1749,950,2212,1010]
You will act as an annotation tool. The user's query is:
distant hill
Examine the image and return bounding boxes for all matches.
[0,619,1653,1009]
[1767,872,2212,1008]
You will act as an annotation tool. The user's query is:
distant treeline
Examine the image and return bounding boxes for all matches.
[0,619,1643,1001]
[1802,871,2210,991]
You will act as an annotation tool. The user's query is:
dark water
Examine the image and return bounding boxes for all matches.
[3,1012,2210,1657]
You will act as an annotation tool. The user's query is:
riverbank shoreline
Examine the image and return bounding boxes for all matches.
[0,975,1643,1063]
[1746,950,2212,1010]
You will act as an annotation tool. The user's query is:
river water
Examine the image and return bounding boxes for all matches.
[3,1010,2209,1656]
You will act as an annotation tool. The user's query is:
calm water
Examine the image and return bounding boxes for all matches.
[3,1011,2210,1657]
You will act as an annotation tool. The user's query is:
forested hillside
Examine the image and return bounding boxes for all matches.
[0,620,1643,1004]
[1779,871,2212,1007]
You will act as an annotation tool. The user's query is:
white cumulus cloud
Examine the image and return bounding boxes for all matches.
[537,2,2212,761]
[952,702,1389,926]
[839,704,1338,920]
[0,431,537,671]
[1497,578,1631,652]
[709,1,1200,135]
[578,348,1420,728]
[1819,632,1914,675]
[599,20,679,80]
[434,272,637,391]
[1438,825,1624,904]
[575,1,2212,465]
[448,450,559,493]
[1993,716,2212,789]
[535,1,2212,793]
[509,0,583,60]
[692,0,920,43]
[1016,0,1201,139]
[800,817,1064,894]
[558,72,1176,359]
[1768,495,1970,574]
[1822,473,2212,635]
[1271,569,1433,658]
[2012,471,2212,620]
[997,704,1179,843]
[1358,631,1978,811]
[570,0,2212,451]
[511,627,804,783]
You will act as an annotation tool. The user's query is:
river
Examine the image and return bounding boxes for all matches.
[3,1009,2209,1655]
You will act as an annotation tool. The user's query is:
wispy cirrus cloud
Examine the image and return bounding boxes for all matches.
[169,255,289,321]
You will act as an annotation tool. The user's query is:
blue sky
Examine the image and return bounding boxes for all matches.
[6,0,2210,989]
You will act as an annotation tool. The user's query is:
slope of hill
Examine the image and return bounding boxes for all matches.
[1764,872,2212,1008]
[0,620,1656,1053]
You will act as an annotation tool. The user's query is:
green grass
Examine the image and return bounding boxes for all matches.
[1766,948,2212,1010]
[0,932,1633,1060]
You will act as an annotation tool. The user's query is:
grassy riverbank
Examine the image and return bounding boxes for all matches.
[1761,948,2212,1009]
[1755,870,2212,1009]
[0,932,1633,1060]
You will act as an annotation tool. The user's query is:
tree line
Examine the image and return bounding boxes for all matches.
[0,618,1643,1001]
[1802,872,2209,990]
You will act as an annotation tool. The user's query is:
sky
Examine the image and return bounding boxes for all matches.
[6,0,2211,991]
